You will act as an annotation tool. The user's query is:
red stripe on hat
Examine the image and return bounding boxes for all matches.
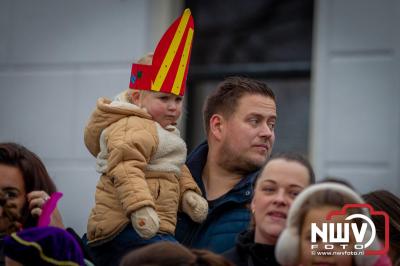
[128,9,194,96]
[159,21,191,95]
[177,24,194,96]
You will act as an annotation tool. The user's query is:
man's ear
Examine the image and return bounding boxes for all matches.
[209,114,225,141]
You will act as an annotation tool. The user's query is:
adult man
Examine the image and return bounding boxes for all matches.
[175,76,277,253]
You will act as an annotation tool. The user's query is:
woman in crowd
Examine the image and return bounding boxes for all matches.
[0,142,91,265]
[0,142,59,231]
[363,190,400,266]
[223,152,315,266]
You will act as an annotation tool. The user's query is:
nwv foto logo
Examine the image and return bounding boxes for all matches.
[310,204,390,255]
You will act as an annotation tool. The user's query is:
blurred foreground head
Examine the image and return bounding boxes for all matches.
[120,242,233,266]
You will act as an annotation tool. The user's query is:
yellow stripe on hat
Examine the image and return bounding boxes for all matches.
[10,233,80,266]
[152,9,191,91]
[171,28,194,95]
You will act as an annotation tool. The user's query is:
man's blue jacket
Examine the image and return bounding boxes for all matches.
[175,141,259,253]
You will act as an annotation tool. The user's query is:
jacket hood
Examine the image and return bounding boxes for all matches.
[84,97,152,157]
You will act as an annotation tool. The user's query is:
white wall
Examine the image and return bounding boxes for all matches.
[0,0,181,235]
[311,0,400,195]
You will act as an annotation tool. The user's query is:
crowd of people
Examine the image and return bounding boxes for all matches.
[0,75,399,266]
[1,8,399,266]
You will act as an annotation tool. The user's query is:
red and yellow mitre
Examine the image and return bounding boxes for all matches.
[129,8,194,96]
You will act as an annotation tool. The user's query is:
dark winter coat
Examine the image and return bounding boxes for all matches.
[175,142,258,253]
[223,230,279,266]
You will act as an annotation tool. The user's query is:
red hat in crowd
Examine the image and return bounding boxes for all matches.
[129,9,194,96]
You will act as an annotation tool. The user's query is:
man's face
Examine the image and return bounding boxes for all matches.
[219,94,277,173]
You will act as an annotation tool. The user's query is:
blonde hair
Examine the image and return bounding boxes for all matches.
[137,53,153,65]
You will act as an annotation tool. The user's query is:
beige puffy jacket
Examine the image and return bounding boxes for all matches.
[84,96,202,244]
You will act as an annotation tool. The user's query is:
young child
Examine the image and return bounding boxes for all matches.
[83,9,208,266]
[275,182,392,266]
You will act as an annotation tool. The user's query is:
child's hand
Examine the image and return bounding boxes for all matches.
[182,190,208,223]
[131,206,160,239]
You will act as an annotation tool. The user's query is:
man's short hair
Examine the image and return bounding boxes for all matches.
[203,76,276,134]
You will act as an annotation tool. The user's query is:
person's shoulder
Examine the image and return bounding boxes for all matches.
[222,246,246,266]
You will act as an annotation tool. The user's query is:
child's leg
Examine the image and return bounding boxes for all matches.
[87,226,177,266]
